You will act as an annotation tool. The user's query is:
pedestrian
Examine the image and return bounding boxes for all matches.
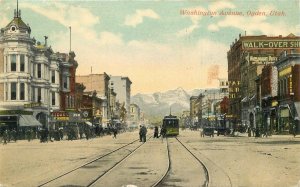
[139,125,143,142]
[154,126,159,138]
[247,126,251,137]
[160,126,167,139]
[59,128,64,140]
[200,128,204,137]
[11,129,17,142]
[262,125,268,138]
[26,128,31,142]
[292,123,297,137]
[113,126,117,138]
[84,126,90,140]
[7,129,11,143]
[255,127,260,138]
[3,129,8,145]
[141,125,147,142]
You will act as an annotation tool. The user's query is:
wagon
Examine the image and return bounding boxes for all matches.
[202,127,214,137]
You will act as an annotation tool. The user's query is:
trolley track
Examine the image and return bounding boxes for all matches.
[176,136,233,187]
[154,137,209,187]
[86,137,149,187]
[38,138,145,187]
[89,136,167,187]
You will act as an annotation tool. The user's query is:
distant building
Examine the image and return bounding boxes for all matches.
[76,73,111,124]
[109,76,132,119]
[190,95,204,127]
[130,103,140,127]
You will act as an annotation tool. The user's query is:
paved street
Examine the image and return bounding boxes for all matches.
[1,130,300,187]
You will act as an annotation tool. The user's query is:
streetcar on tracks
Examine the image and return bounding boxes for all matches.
[162,114,179,136]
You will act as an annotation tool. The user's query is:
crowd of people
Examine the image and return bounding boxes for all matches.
[0,124,122,145]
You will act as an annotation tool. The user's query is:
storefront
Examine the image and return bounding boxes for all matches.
[0,110,42,129]
[279,107,293,133]
[51,111,83,129]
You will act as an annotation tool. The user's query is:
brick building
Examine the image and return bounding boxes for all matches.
[274,51,300,133]
[227,33,300,128]
[76,73,111,125]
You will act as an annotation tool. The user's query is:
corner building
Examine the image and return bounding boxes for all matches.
[0,9,77,131]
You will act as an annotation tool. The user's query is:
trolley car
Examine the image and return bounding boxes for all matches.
[162,115,179,136]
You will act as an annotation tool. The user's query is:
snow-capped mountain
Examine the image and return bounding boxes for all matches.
[131,87,204,118]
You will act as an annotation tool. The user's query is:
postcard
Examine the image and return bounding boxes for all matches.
[0,0,300,187]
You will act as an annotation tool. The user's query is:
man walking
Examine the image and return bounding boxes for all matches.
[3,129,8,145]
[154,126,159,138]
[141,125,147,142]
[139,125,143,142]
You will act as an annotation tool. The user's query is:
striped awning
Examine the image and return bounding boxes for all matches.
[19,115,42,127]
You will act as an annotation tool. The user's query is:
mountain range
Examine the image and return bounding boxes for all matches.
[131,87,217,120]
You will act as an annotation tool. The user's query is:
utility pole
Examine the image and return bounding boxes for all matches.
[69,26,71,52]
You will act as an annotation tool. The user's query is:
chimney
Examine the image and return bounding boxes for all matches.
[239,33,241,38]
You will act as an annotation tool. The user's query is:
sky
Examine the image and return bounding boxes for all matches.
[0,0,299,94]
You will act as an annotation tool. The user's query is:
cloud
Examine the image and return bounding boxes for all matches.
[98,32,123,46]
[21,1,100,41]
[177,2,236,37]
[0,17,9,28]
[176,22,200,37]
[176,6,205,37]
[207,24,219,31]
[124,9,160,27]
[208,15,299,36]
[15,2,228,94]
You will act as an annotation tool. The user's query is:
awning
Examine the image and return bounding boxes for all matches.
[85,121,93,126]
[19,115,42,127]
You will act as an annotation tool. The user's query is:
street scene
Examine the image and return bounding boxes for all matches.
[0,0,300,186]
[0,130,300,187]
